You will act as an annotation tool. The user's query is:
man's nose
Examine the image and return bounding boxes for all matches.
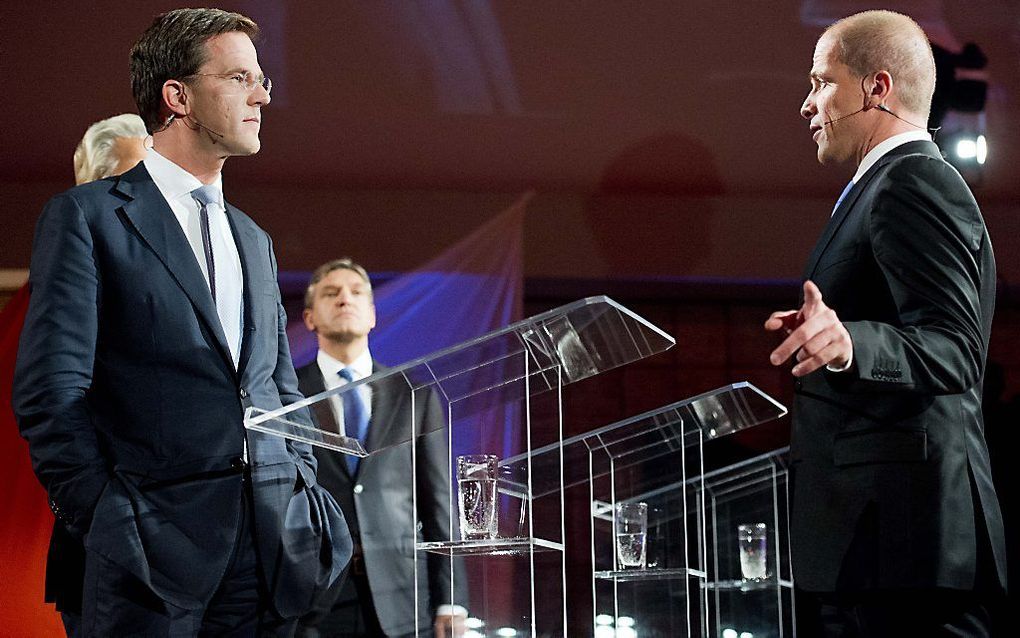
[800,94,815,120]
[250,84,270,107]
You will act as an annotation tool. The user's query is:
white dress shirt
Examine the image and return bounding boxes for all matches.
[143,148,244,367]
[316,347,374,437]
[852,130,933,184]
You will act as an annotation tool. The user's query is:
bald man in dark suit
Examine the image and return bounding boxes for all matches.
[766,9,1006,636]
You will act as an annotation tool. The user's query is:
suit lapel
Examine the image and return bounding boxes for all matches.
[804,140,943,280]
[803,181,865,279]
[114,164,234,374]
[365,362,396,454]
[298,363,327,397]
[225,204,260,378]
[299,364,344,438]
[297,365,356,489]
[301,363,366,479]
[302,361,397,476]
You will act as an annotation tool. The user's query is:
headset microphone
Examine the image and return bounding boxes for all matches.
[874,103,927,129]
[185,115,226,141]
[823,107,866,127]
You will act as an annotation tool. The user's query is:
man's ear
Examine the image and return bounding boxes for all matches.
[302,308,317,333]
[162,79,189,117]
[868,70,893,108]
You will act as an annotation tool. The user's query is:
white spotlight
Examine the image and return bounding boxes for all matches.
[595,614,615,626]
[956,138,977,159]
[617,616,635,628]
[976,134,988,164]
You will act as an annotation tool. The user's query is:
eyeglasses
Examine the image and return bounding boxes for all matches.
[186,71,272,94]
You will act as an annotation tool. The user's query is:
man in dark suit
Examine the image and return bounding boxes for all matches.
[13,8,350,636]
[295,259,467,638]
[765,10,1006,636]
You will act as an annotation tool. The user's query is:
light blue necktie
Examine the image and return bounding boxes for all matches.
[339,367,369,475]
[832,180,854,216]
[190,185,220,300]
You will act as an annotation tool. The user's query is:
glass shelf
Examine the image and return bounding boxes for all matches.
[417,536,564,556]
[703,577,794,592]
[594,567,708,582]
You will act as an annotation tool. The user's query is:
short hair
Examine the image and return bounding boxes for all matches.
[827,10,936,116]
[130,8,259,133]
[73,114,148,185]
[304,258,374,309]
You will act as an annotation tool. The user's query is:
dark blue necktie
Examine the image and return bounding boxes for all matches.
[339,367,369,475]
[191,185,219,301]
[832,180,854,216]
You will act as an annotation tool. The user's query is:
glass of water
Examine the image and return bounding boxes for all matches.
[737,523,769,580]
[615,501,648,569]
[457,454,499,540]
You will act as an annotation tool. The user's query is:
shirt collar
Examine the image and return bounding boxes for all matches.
[143,147,223,204]
[852,130,932,184]
[317,347,374,381]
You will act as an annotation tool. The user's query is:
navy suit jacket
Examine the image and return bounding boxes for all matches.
[13,163,351,616]
[790,140,1007,593]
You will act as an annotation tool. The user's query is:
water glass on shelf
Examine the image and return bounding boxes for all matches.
[737,522,769,581]
[457,454,499,540]
[615,501,648,569]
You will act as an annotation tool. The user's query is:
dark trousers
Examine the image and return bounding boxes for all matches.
[78,488,296,637]
[296,551,422,638]
[301,573,383,637]
[60,612,82,638]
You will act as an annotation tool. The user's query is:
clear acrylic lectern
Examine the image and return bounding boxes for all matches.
[245,296,675,636]
[702,447,794,638]
[500,383,788,637]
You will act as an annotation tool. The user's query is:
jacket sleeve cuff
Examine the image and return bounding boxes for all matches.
[825,349,854,373]
[435,604,468,617]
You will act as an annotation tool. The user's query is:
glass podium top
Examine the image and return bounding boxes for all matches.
[245,296,675,454]
[591,446,792,525]
[499,382,788,498]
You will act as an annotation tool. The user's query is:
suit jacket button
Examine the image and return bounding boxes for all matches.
[239,388,249,399]
[353,484,364,494]
[231,457,248,471]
